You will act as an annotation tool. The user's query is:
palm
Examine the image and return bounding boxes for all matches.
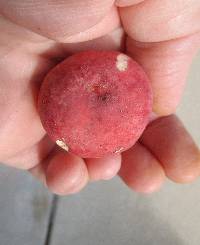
[0,26,54,167]
[0,20,125,172]
[0,1,199,195]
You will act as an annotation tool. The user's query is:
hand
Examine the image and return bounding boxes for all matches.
[0,0,199,195]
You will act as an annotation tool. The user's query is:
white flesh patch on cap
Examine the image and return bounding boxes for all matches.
[116,54,129,71]
[114,147,124,154]
[56,140,69,151]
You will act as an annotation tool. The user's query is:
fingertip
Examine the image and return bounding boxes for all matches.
[46,152,88,196]
[153,99,179,117]
[166,154,200,184]
[141,115,200,185]
[86,154,121,181]
[1,1,116,43]
[133,173,165,194]
[121,169,165,194]
[61,5,120,43]
[115,0,144,7]
[119,143,165,194]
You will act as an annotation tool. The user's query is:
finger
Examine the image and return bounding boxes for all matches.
[126,33,200,115]
[63,6,120,43]
[140,115,200,183]
[3,136,54,169]
[63,27,125,55]
[115,0,145,7]
[0,0,119,42]
[46,152,88,195]
[119,0,200,115]
[34,27,125,62]
[119,0,200,42]
[85,155,121,181]
[119,143,165,193]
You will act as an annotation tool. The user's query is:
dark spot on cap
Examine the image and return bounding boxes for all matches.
[98,92,111,103]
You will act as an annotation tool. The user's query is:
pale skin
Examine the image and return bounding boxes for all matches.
[0,0,200,195]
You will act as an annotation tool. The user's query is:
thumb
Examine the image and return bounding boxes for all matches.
[0,0,119,42]
[127,33,200,115]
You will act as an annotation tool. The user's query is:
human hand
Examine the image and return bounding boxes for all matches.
[0,0,199,195]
